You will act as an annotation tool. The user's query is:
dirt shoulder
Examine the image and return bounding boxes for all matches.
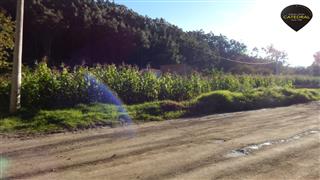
[1,102,319,180]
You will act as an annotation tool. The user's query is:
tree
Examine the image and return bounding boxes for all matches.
[263,45,287,75]
[0,0,288,75]
[0,10,14,73]
[310,51,320,76]
[10,0,24,113]
[179,31,218,69]
[312,51,320,65]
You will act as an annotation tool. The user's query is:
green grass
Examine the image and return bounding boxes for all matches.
[186,88,320,116]
[0,104,122,134]
[0,88,319,134]
[127,100,186,121]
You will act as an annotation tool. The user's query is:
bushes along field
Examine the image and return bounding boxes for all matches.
[1,87,319,134]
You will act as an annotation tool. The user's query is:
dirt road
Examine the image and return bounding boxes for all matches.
[1,102,320,180]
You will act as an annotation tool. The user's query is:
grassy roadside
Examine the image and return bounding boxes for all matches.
[0,88,319,134]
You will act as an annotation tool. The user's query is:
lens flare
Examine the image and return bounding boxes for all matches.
[0,156,8,179]
[85,74,133,126]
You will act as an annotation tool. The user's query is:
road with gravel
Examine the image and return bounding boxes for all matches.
[1,102,319,180]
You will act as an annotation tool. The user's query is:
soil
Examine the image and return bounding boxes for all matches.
[1,102,319,180]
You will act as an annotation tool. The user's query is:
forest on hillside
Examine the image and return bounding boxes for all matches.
[0,0,319,75]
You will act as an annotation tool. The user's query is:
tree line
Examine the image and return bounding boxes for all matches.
[0,0,319,75]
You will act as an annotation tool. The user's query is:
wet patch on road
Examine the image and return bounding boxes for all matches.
[226,129,320,158]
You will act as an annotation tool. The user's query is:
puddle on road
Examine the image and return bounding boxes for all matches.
[226,129,320,158]
[213,139,226,144]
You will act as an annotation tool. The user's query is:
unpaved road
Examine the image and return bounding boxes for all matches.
[1,102,320,180]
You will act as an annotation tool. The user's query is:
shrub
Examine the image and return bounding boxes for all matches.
[187,88,320,116]
[0,79,10,113]
[188,90,245,115]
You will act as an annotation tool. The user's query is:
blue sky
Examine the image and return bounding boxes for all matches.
[117,0,249,31]
[117,0,320,67]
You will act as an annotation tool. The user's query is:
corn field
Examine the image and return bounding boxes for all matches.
[1,62,316,112]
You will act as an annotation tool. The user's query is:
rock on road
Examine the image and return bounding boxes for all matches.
[1,102,320,180]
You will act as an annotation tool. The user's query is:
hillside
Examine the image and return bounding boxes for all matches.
[0,0,278,73]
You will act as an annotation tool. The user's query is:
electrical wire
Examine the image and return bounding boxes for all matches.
[212,54,276,65]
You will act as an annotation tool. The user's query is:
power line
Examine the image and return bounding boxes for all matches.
[212,54,276,65]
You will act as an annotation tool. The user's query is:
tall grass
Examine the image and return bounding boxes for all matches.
[283,75,320,88]
[2,62,316,112]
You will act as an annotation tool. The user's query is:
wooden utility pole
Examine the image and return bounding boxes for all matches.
[275,59,279,75]
[10,0,24,113]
